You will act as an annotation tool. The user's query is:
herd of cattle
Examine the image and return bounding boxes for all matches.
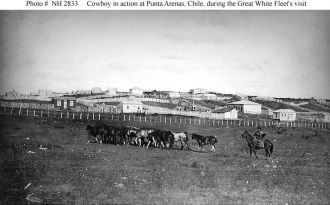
[86,121,218,152]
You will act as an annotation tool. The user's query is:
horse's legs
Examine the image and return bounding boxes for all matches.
[180,141,184,150]
[146,140,151,148]
[211,145,215,152]
[253,149,257,158]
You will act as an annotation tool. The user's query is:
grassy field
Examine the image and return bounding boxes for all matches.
[0,114,329,204]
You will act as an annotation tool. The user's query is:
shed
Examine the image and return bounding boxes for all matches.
[228,100,262,114]
[53,97,76,110]
[213,108,238,119]
[273,109,296,121]
[118,101,143,113]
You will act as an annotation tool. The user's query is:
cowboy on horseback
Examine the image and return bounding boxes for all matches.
[254,125,265,148]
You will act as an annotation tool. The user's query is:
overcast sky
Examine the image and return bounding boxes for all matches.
[0,11,329,98]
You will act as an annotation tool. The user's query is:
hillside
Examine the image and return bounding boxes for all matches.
[301,102,330,112]
[255,100,307,112]
[141,101,177,109]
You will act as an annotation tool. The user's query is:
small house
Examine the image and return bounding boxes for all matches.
[168,92,181,98]
[213,108,238,119]
[190,88,207,95]
[228,100,262,114]
[118,101,143,113]
[273,109,296,121]
[53,97,76,110]
[129,87,143,96]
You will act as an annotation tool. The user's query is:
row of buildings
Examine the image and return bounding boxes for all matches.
[2,88,329,122]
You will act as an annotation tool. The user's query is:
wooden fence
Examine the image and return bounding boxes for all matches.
[1,107,329,129]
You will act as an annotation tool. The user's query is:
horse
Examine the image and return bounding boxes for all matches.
[148,129,174,149]
[191,133,217,152]
[86,125,100,143]
[171,131,189,150]
[241,131,273,159]
[135,128,154,147]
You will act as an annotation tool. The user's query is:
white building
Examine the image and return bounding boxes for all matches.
[38,90,53,96]
[129,87,143,96]
[91,87,103,94]
[227,100,262,114]
[200,93,217,100]
[213,108,238,119]
[106,87,117,96]
[168,92,181,98]
[273,109,296,121]
[323,113,330,123]
[118,101,143,113]
[190,88,207,95]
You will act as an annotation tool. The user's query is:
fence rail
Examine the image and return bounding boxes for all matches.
[1,107,329,129]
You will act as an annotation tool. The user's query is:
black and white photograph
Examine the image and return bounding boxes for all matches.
[0,10,329,204]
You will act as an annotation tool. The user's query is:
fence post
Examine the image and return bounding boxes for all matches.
[67,112,69,119]
[222,120,223,126]
[93,113,95,120]
[247,120,249,127]
[19,107,21,115]
[164,116,166,123]
[199,119,200,125]
[145,116,146,122]
[11,107,14,115]
[213,119,215,126]
[61,112,63,118]
[123,114,125,121]
[134,115,135,121]
[190,118,191,125]
[128,114,130,121]
[80,113,82,120]
[99,113,100,121]
[87,113,89,120]
[41,110,43,117]
[251,120,253,127]
[73,113,75,119]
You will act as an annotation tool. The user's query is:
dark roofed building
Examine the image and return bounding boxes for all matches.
[52,97,76,110]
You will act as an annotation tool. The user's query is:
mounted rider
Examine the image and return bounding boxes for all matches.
[253,125,265,148]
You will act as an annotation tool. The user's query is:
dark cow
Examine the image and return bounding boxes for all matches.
[191,133,218,152]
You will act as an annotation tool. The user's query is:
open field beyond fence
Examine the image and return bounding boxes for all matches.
[0,113,329,204]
